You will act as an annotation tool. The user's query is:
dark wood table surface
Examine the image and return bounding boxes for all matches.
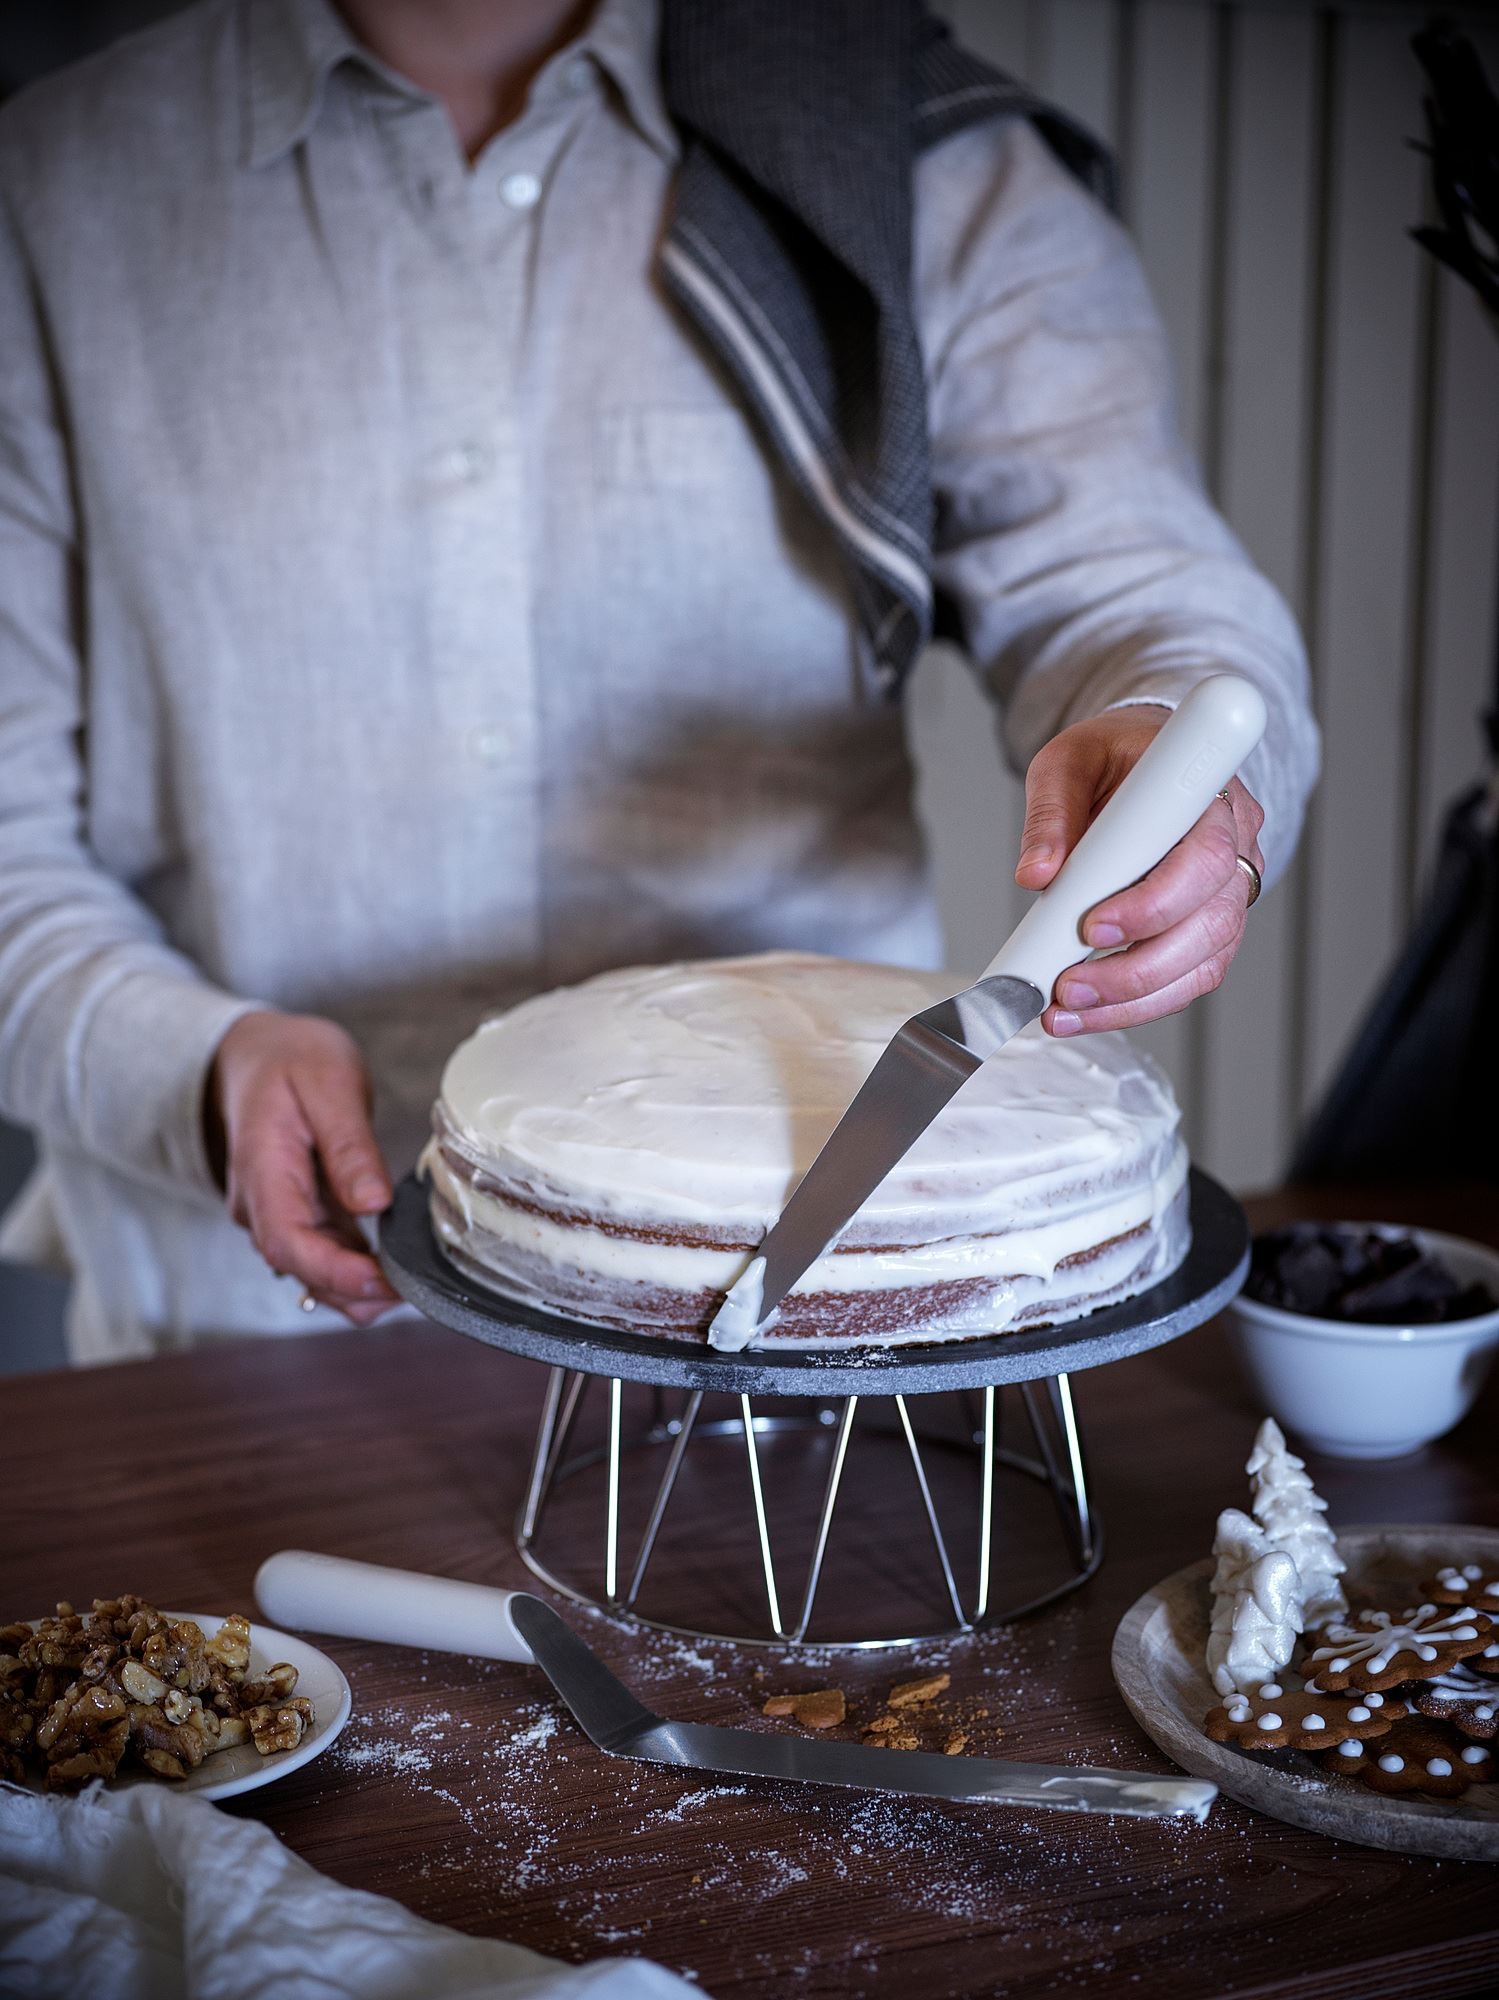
[4,1185,1498,2000]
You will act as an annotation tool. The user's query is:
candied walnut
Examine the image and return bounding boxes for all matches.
[37,1680,127,1755]
[239,1663,298,1707]
[138,1746,190,1781]
[204,1668,241,1717]
[45,1717,130,1791]
[78,1634,120,1684]
[206,1615,252,1683]
[245,1697,314,1756]
[214,1715,251,1751]
[121,1604,166,1651]
[0,1699,34,1756]
[142,1620,211,1694]
[127,1701,208,1773]
[762,1688,846,1729]
[21,1620,95,1674]
[0,1624,32,1653]
[120,1660,169,1705]
[887,1672,950,1710]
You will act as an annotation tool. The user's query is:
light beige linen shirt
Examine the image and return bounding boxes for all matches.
[0,0,1317,1362]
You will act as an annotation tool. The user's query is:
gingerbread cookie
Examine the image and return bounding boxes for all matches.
[1304,1605,1493,1692]
[1465,1637,1499,1678]
[1319,1717,1489,1798]
[1409,1664,1499,1739]
[1419,1564,1499,1610]
[1205,1682,1396,1752]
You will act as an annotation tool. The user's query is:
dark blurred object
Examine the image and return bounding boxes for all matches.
[0,0,182,100]
[1291,23,1498,1185]
[1246,1222,1498,1325]
[1409,19,1499,331]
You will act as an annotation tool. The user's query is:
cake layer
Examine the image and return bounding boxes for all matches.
[422,951,1191,1347]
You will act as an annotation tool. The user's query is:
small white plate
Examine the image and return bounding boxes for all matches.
[19,1612,352,1803]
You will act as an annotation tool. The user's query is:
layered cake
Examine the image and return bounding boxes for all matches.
[421,952,1190,1349]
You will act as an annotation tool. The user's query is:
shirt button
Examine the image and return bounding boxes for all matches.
[435,442,490,483]
[500,171,542,210]
[468,725,510,765]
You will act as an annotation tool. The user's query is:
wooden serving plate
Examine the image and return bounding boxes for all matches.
[1112,1523,1499,1860]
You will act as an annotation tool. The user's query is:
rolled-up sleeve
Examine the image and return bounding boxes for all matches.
[0,178,255,1201]
[919,118,1319,884]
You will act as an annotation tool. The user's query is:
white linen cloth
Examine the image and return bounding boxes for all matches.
[0,0,1318,1362]
[0,1782,696,2000]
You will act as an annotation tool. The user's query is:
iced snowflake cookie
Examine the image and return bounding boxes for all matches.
[1419,1564,1499,1609]
[1204,1683,1400,1752]
[1319,1717,1489,1798]
[1305,1605,1494,1693]
[1409,1665,1499,1739]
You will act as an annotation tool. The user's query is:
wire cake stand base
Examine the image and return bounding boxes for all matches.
[381,1169,1247,1649]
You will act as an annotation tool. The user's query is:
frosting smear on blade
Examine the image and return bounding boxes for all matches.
[422,952,1191,1348]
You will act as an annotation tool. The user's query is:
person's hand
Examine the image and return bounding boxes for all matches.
[206,1010,400,1323]
[1014,704,1266,1035]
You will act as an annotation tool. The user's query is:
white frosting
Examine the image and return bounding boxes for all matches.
[1246,1418,1347,1626]
[426,952,1189,1344]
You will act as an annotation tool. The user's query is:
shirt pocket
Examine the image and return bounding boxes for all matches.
[594,406,752,490]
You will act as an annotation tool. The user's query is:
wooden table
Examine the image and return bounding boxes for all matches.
[4,1186,1498,1999]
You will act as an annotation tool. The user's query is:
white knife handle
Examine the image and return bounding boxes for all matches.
[982,674,1268,998]
[254,1550,533,1664]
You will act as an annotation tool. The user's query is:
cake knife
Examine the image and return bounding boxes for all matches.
[708,673,1268,1350]
[255,1552,1217,1822]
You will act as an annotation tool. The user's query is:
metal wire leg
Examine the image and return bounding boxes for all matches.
[625,1389,703,1608]
[791,1397,858,1641]
[975,1383,998,1620]
[894,1395,967,1629]
[521,1368,587,1546]
[604,1378,623,1602]
[1020,1374,1094,1571]
[741,1396,784,1636]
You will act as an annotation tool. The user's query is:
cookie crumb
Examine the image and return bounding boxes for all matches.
[888,1672,950,1709]
[943,1731,969,1756]
[763,1688,846,1729]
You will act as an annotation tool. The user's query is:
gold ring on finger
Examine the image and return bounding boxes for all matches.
[1216,787,1232,803]
[299,1291,319,1314]
[1236,854,1262,908]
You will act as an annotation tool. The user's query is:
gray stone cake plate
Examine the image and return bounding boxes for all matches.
[378,1166,1247,1397]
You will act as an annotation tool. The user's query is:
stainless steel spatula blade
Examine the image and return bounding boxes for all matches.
[709,976,1043,1350]
[707,674,1269,1350]
[510,1596,1216,1822]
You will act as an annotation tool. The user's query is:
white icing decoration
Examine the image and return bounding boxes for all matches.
[1259,1683,1283,1698]
[1206,1511,1299,1696]
[426,953,1190,1348]
[1303,1714,1327,1731]
[1347,1706,1371,1722]
[1309,1606,1491,1677]
[1337,1740,1361,1757]
[1378,1754,1404,1772]
[1426,1758,1453,1776]
[1256,1713,1282,1731]
[1365,1692,1384,1707]
[1462,1747,1489,1764]
[1245,1418,1347,1626]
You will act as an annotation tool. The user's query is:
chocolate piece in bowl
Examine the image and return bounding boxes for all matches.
[1245,1224,1498,1325]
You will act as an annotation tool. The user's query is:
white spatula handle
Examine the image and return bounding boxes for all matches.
[254,1550,533,1663]
[982,674,1268,998]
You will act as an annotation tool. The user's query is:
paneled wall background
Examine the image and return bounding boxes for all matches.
[912,0,1499,1191]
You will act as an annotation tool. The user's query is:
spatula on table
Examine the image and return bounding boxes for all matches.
[256,1550,1216,1822]
[708,673,1268,1351]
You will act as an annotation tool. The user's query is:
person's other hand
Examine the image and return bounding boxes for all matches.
[1014,703,1266,1035]
[207,1011,399,1323]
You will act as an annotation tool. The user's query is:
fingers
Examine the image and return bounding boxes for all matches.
[294,1059,392,1216]
[1014,731,1100,891]
[238,1123,398,1320]
[1081,798,1242,950]
[1052,878,1250,1033]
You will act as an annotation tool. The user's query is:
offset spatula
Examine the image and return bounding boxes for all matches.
[708,674,1268,1351]
[256,1552,1217,1822]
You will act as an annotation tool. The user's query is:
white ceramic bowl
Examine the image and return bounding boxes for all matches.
[1226,1225,1499,1459]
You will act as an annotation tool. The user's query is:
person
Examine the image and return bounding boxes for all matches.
[0,0,1317,1363]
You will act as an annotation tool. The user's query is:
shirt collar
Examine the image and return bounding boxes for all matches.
[576,0,677,163]
[241,0,677,172]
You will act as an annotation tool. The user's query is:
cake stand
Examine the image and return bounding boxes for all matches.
[380,1168,1247,1649]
